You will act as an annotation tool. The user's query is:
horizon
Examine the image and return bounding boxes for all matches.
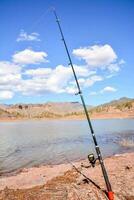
[0,0,134,106]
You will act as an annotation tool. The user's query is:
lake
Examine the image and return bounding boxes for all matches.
[0,119,134,175]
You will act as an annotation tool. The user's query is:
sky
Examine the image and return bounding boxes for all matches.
[0,0,134,105]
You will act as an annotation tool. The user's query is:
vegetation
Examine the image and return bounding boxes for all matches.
[116,101,133,111]
[88,99,134,114]
[37,111,62,119]
[64,111,84,117]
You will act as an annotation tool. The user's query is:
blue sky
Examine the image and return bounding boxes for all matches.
[0,0,134,105]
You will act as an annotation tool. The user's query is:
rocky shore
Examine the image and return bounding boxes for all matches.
[0,152,134,200]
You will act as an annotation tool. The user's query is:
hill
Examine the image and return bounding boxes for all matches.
[0,107,18,119]
[0,97,134,120]
[0,102,86,119]
[89,97,134,119]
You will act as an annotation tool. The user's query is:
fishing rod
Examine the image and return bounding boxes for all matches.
[53,9,114,200]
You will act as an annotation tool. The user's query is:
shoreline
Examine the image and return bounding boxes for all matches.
[1,148,133,179]
[0,152,133,188]
[0,152,133,199]
[0,115,134,122]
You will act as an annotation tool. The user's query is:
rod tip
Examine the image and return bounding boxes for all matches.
[50,6,56,11]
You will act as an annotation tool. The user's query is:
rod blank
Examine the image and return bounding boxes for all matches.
[53,9,114,199]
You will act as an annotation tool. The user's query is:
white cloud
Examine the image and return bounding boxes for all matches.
[12,49,48,65]
[65,86,78,94]
[0,61,22,100]
[0,61,21,75]
[24,68,52,77]
[119,59,125,65]
[63,75,103,95]
[0,91,14,100]
[107,58,125,73]
[108,63,120,72]
[45,65,72,93]
[73,44,117,67]
[84,75,103,87]
[16,65,71,95]
[107,63,120,72]
[73,65,96,77]
[0,46,119,100]
[100,86,117,93]
[17,30,40,42]
[17,65,102,96]
[0,61,21,86]
[106,74,116,79]
[0,74,21,86]
[89,86,117,96]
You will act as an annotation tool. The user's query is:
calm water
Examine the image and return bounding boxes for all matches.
[0,119,134,175]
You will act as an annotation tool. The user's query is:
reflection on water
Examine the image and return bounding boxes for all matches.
[0,119,134,175]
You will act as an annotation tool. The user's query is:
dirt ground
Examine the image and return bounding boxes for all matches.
[0,152,134,200]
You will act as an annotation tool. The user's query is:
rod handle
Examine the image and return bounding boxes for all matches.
[108,191,114,200]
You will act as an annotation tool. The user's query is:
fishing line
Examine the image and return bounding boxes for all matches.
[6,7,52,56]
[63,155,108,199]
[27,7,52,33]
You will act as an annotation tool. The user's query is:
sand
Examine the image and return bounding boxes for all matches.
[0,152,134,199]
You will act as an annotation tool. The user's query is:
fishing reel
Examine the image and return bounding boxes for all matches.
[88,153,98,167]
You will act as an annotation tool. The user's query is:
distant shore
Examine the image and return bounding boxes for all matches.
[0,98,134,124]
[0,113,134,122]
